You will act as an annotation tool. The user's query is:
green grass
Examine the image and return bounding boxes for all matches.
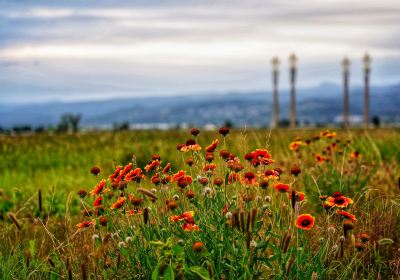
[0,128,399,279]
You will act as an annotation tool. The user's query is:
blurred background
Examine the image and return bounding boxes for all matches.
[0,0,399,132]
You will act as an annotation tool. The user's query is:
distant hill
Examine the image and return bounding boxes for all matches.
[1,83,399,128]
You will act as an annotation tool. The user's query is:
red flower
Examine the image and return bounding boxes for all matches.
[145,160,160,172]
[274,182,289,193]
[295,214,315,230]
[93,195,103,207]
[169,211,195,222]
[325,194,353,208]
[336,210,357,222]
[180,139,202,152]
[151,174,161,185]
[190,128,200,136]
[90,179,107,196]
[248,149,274,166]
[76,219,95,229]
[218,127,230,136]
[110,197,126,210]
[124,168,145,182]
[172,170,193,188]
[228,172,240,184]
[242,172,257,186]
[90,166,101,175]
[182,223,200,232]
[205,139,219,153]
[162,163,171,174]
[289,191,305,202]
[203,163,217,173]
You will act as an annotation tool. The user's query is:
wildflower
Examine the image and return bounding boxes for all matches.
[110,197,126,210]
[265,196,272,203]
[219,150,231,160]
[93,196,103,207]
[129,195,143,206]
[360,233,370,243]
[228,172,240,184]
[295,214,315,230]
[290,166,301,176]
[259,179,268,189]
[172,170,193,188]
[180,139,202,152]
[162,162,171,174]
[167,200,179,210]
[198,177,209,186]
[185,157,194,166]
[151,174,161,185]
[203,163,217,173]
[145,160,160,172]
[90,166,101,176]
[289,191,305,202]
[250,240,257,248]
[128,209,143,216]
[336,210,357,222]
[76,219,95,229]
[355,242,365,251]
[176,143,185,151]
[205,153,214,162]
[78,189,88,198]
[274,182,289,193]
[205,139,219,153]
[343,220,354,237]
[218,127,229,136]
[264,169,280,180]
[90,180,107,196]
[169,211,194,222]
[109,165,122,182]
[192,241,205,252]
[213,177,224,187]
[185,190,195,199]
[99,216,107,226]
[350,151,361,160]
[325,194,353,208]
[289,139,304,151]
[125,236,133,243]
[320,130,336,139]
[182,223,200,232]
[314,154,327,164]
[118,241,127,248]
[228,161,244,172]
[190,128,200,136]
[124,168,145,183]
[248,149,274,166]
[242,172,257,186]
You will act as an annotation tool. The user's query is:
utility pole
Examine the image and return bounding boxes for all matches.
[271,56,280,128]
[363,53,371,128]
[342,57,350,128]
[289,53,297,128]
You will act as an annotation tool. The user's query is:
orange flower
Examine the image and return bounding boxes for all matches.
[109,165,122,182]
[320,130,336,139]
[314,154,327,164]
[350,151,361,160]
[90,179,107,196]
[228,172,240,184]
[289,139,304,151]
[162,163,171,174]
[124,168,145,182]
[145,160,160,172]
[110,197,126,210]
[128,209,143,216]
[205,139,219,153]
[274,182,289,193]
[325,194,353,208]
[336,210,357,222]
[76,219,96,229]
[192,241,205,252]
[182,223,200,232]
[172,170,192,188]
[264,169,280,180]
[203,163,217,173]
[295,214,315,230]
[289,191,305,202]
[248,149,274,166]
[169,211,194,222]
[180,139,202,152]
[242,172,257,186]
[120,163,133,177]
[93,195,103,207]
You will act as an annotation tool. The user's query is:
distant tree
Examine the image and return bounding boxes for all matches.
[35,126,46,133]
[12,125,32,134]
[279,119,290,128]
[372,115,380,127]
[57,113,81,133]
[113,121,130,132]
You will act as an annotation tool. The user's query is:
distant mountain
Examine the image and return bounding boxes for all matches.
[1,83,399,128]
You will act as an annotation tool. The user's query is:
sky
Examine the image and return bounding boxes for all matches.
[0,0,399,103]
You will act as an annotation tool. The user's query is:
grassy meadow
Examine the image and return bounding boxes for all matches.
[0,128,400,279]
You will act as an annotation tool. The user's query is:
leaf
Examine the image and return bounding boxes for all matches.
[163,265,175,280]
[189,266,211,280]
[151,263,161,280]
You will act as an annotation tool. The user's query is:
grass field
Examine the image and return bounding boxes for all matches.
[0,128,399,279]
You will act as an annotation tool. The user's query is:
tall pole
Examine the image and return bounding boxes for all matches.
[363,53,371,128]
[271,56,280,128]
[342,57,350,128]
[289,53,297,128]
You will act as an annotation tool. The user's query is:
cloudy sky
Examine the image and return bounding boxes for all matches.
[0,0,399,103]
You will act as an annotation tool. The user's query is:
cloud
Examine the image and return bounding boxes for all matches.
[0,0,399,103]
